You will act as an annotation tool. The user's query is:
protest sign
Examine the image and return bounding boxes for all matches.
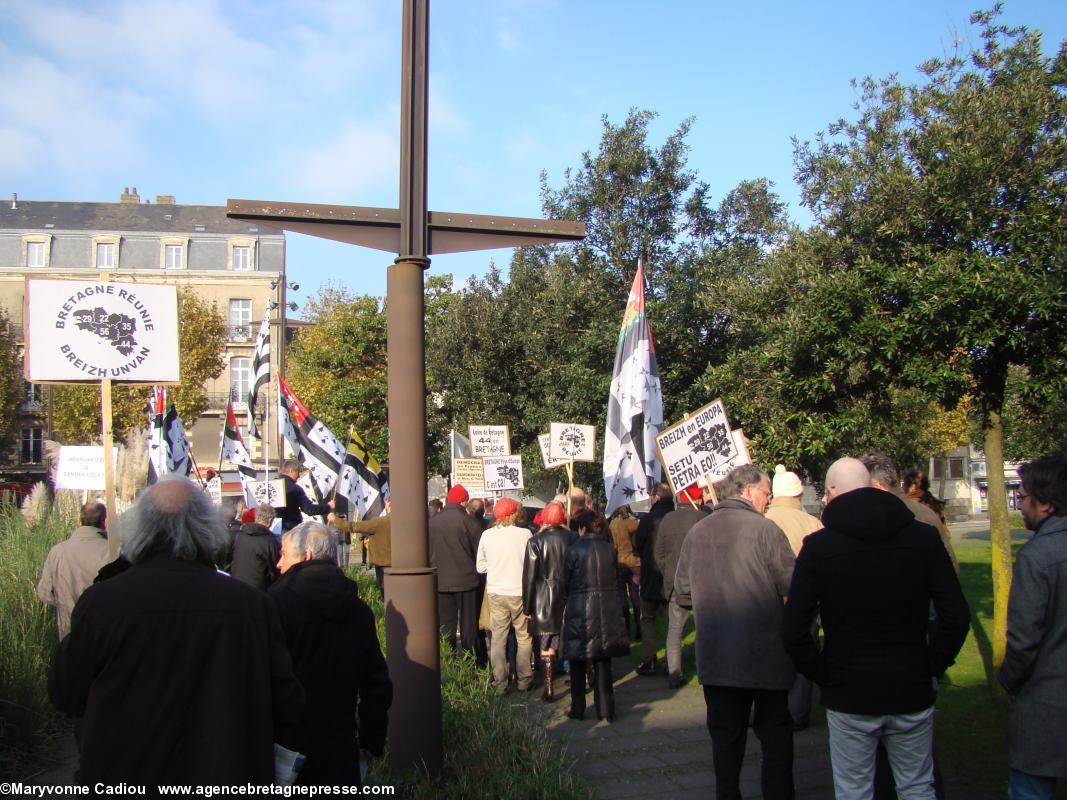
[548,422,597,463]
[55,446,118,491]
[205,476,222,505]
[483,455,524,492]
[251,479,286,507]
[538,434,569,469]
[701,429,752,483]
[453,458,487,495]
[655,398,740,494]
[25,279,180,383]
[468,424,510,457]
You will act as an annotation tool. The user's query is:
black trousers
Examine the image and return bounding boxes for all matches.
[437,589,477,653]
[569,659,614,717]
[703,685,795,800]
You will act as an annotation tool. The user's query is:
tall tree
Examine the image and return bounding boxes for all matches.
[51,289,227,443]
[285,286,388,462]
[0,308,26,449]
[744,7,1065,677]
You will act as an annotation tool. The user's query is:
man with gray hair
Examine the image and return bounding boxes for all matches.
[49,478,304,788]
[782,457,968,800]
[270,522,392,786]
[230,503,281,590]
[675,464,797,799]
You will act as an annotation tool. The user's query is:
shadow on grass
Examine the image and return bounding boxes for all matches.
[958,561,995,686]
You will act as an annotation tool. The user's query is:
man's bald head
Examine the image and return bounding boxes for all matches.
[824,457,871,503]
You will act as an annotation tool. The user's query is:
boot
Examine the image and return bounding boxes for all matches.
[635,656,658,676]
[541,656,555,702]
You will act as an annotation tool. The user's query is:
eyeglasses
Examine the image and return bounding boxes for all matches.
[1017,492,1030,503]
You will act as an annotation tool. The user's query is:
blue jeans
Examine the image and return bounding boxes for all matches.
[1010,769,1058,800]
[827,706,935,800]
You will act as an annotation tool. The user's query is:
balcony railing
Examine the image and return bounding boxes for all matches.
[227,324,253,342]
[205,389,253,411]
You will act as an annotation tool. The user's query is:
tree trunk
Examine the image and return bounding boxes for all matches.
[983,407,1012,693]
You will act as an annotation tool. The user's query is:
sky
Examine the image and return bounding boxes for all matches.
[2,0,1063,313]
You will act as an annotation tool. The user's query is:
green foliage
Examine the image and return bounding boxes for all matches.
[50,289,227,443]
[349,570,591,799]
[0,498,75,775]
[287,286,388,461]
[0,308,26,451]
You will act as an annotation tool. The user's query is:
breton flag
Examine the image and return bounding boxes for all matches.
[335,427,386,520]
[221,401,257,505]
[277,375,344,498]
[603,263,664,515]
[247,314,271,440]
[147,386,193,483]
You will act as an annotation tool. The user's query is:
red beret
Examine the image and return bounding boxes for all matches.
[493,497,519,519]
[241,508,257,523]
[679,484,703,504]
[447,484,469,504]
[540,502,566,527]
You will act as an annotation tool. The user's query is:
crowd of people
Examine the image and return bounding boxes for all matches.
[35,451,1066,798]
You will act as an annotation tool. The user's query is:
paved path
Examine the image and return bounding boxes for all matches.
[521,657,994,800]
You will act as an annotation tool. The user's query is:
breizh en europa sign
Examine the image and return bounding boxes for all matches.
[24,279,180,383]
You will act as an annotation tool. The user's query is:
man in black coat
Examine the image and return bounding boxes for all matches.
[230,504,281,590]
[49,478,304,788]
[270,521,392,787]
[781,457,969,800]
[428,484,484,654]
[633,482,674,675]
[277,458,333,532]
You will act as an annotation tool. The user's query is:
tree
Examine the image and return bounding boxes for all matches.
[426,110,717,494]
[789,9,1062,678]
[0,308,26,449]
[51,289,227,443]
[286,286,388,462]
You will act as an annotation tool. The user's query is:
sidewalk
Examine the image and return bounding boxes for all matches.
[522,657,993,800]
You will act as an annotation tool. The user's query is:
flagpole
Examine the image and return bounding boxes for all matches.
[264,370,271,481]
[188,451,207,488]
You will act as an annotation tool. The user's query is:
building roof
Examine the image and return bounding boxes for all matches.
[0,199,285,236]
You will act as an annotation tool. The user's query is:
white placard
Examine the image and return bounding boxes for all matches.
[25,279,180,383]
[452,458,486,496]
[701,429,752,483]
[250,479,286,507]
[468,424,511,457]
[548,422,597,463]
[655,398,741,494]
[55,446,119,490]
[538,434,569,470]
[482,455,524,492]
[205,476,222,505]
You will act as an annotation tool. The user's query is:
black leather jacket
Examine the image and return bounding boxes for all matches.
[522,525,578,634]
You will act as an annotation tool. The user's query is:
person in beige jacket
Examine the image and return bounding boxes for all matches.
[763,464,822,729]
[37,500,110,639]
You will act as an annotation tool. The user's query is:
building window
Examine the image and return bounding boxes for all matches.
[165,244,183,269]
[159,237,188,270]
[230,357,251,406]
[233,245,251,271]
[27,241,46,268]
[21,427,43,464]
[96,242,115,269]
[25,382,43,403]
[229,299,252,340]
[932,457,966,480]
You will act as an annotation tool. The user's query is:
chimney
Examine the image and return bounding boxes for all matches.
[10,193,16,210]
[120,187,140,204]
[155,195,176,205]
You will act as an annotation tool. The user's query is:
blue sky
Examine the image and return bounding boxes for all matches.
[2,0,1063,311]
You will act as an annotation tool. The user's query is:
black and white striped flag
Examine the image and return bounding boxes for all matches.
[147,386,193,484]
[277,375,344,498]
[221,401,257,505]
[247,314,271,440]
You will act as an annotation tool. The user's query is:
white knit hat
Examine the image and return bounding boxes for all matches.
[772,464,803,497]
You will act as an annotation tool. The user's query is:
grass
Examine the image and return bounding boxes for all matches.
[0,500,73,780]
[349,570,591,799]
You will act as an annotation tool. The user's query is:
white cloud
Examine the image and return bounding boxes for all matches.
[283,115,399,203]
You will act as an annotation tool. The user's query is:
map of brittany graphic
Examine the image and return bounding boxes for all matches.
[73,308,138,356]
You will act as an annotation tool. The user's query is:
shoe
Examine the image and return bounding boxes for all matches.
[667,674,684,689]
[635,657,658,676]
[541,656,556,702]
[566,708,584,721]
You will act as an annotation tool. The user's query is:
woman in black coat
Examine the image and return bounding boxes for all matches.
[561,511,629,722]
[522,502,578,701]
